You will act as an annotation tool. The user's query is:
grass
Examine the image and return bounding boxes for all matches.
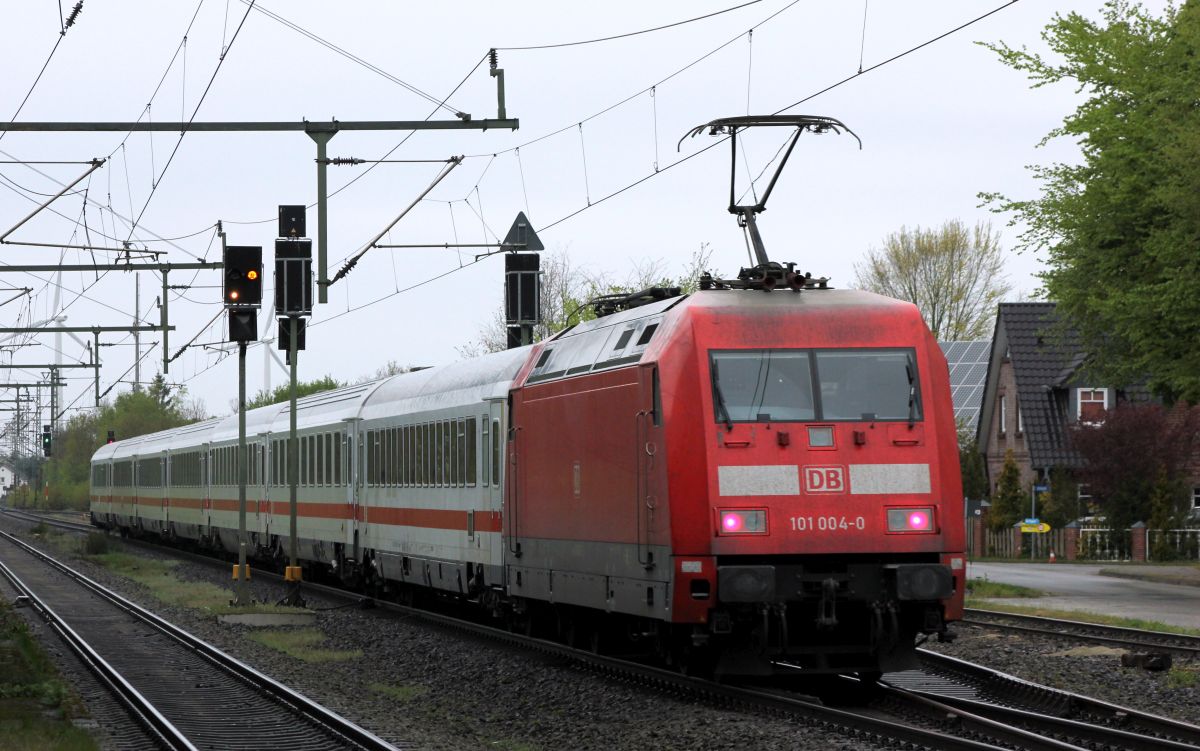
[87,550,301,616]
[247,628,362,663]
[0,600,98,750]
[1167,667,1198,688]
[966,577,1044,599]
[966,600,1200,636]
[370,682,427,702]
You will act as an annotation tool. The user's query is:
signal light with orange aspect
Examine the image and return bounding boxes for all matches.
[223,245,263,308]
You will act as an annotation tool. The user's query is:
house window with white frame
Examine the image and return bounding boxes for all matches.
[998,394,1007,436]
[1077,388,1108,424]
[1192,486,1200,512]
[1016,397,1023,434]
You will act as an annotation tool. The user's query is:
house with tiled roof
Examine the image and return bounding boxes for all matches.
[976,302,1200,527]
[976,303,1111,494]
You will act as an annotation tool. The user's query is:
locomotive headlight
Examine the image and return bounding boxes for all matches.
[887,507,935,532]
[717,509,767,535]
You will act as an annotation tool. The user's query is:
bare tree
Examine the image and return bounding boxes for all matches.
[853,220,1011,340]
[458,244,719,358]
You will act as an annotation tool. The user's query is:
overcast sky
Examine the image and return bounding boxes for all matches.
[0,0,1165,421]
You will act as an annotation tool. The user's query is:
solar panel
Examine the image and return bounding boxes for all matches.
[938,340,991,436]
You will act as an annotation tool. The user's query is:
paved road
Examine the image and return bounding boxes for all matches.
[968,562,1200,630]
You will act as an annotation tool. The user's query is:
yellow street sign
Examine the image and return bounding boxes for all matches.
[1020,522,1052,533]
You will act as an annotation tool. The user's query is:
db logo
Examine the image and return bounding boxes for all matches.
[803,466,845,493]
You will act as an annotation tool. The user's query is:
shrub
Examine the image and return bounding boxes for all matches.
[82,532,109,556]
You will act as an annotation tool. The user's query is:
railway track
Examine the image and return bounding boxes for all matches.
[963,607,1200,656]
[0,526,403,751]
[876,649,1200,751]
[6,508,1198,751]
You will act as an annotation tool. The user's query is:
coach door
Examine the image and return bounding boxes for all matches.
[162,451,171,529]
[201,443,212,533]
[345,421,362,559]
[480,401,504,564]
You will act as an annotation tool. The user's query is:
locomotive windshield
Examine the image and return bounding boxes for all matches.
[710,348,920,423]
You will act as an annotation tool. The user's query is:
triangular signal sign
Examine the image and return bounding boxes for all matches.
[502,211,544,251]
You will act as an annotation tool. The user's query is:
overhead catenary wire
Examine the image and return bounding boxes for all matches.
[124,0,256,242]
[273,0,1025,354]
[235,0,465,117]
[154,0,1023,405]
[537,0,1024,235]
[224,51,489,229]
[497,0,765,51]
[464,0,804,160]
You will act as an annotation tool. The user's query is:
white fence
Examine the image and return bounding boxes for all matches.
[978,524,1200,561]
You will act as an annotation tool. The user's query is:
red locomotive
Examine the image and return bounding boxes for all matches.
[92,115,963,679]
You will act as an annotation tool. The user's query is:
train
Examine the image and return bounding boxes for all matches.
[90,283,965,678]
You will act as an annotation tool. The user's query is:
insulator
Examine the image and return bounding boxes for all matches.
[489,48,498,70]
[65,1,83,28]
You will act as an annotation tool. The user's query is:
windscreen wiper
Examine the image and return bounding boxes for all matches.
[712,361,734,431]
[906,361,917,427]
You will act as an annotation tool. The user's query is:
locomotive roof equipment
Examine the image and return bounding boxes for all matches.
[681,115,861,292]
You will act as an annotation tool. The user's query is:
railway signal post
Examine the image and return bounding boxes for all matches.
[276,205,312,607]
[223,238,262,606]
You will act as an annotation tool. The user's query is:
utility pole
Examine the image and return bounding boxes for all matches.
[275,205,311,607]
[0,262,219,376]
[221,230,262,607]
[286,315,301,606]
[133,276,141,390]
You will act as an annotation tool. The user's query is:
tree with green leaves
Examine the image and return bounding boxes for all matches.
[42,382,206,509]
[983,2,1200,401]
[1069,402,1199,532]
[959,438,989,503]
[989,450,1025,532]
[245,375,343,410]
[1039,466,1078,531]
[853,219,1010,340]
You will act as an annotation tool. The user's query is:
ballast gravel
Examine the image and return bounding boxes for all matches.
[5,515,1197,749]
[1,517,874,751]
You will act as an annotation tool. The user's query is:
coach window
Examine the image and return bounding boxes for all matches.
[325,432,332,485]
[381,429,389,486]
[390,427,399,487]
[309,435,317,486]
[492,419,501,487]
[303,436,311,486]
[365,431,374,486]
[432,422,441,487]
[467,417,478,486]
[446,421,454,487]
[452,420,462,487]
[426,423,434,486]
[481,417,490,486]
[334,434,342,485]
[317,434,325,485]
[408,425,417,486]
